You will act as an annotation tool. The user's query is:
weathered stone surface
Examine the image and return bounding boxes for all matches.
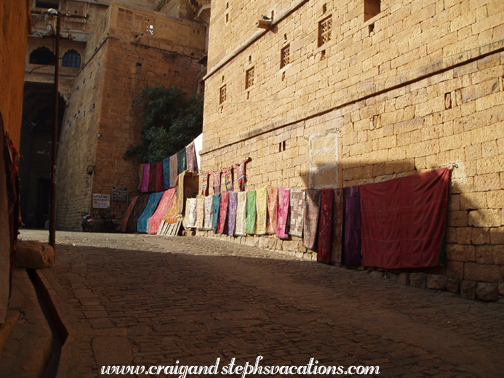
[476,282,500,301]
[397,273,410,285]
[499,283,504,296]
[92,336,132,366]
[15,241,54,269]
[370,270,384,279]
[446,279,460,294]
[410,273,426,289]
[464,262,502,282]
[426,274,448,290]
[460,280,477,300]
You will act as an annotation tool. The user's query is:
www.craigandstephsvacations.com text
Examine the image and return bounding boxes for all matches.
[100,356,380,376]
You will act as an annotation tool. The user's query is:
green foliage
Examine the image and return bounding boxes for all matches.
[124,84,203,163]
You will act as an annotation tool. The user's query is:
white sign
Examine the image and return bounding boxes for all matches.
[93,194,110,208]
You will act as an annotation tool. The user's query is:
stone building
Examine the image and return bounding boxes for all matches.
[199,0,504,299]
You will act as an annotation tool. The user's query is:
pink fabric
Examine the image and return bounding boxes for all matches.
[201,171,209,196]
[266,186,278,234]
[276,187,290,239]
[186,142,197,172]
[217,191,229,233]
[141,164,150,193]
[212,170,222,193]
[147,188,176,234]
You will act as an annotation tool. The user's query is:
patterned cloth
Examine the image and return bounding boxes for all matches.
[177,148,187,175]
[169,153,178,188]
[201,171,209,196]
[203,195,213,230]
[255,187,267,235]
[227,191,238,236]
[222,166,233,191]
[212,170,222,193]
[266,187,278,234]
[331,188,344,264]
[217,191,229,233]
[289,188,305,237]
[121,196,138,232]
[303,189,322,250]
[138,164,145,190]
[245,190,257,234]
[235,192,247,236]
[127,193,151,232]
[148,163,156,192]
[196,197,205,230]
[276,187,290,239]
[137,192,163,233]
[141,164,150,193]
[162,192,178,224]
[155,162,164,192]
[148,189,175,234]
[212,193,221,233]
[162,158,170,190]
[235,160,247,191]
[317,189,333,263]
[185,198,198,228]
[186,142,197,173]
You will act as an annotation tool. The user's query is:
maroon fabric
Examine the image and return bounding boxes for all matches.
[360,168,450,269]
[217,191,229,233]
[155,162,164,192]
[343,186,362,266]
[317,189,333,263]
[148,163,156,192]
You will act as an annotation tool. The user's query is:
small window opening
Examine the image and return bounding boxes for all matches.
[368,23,375,35]
[226,13,229,23]
[364,0,381,21]
[320,50,326,60]
[249,55,252,63]
[62,49,81,67]
[278,141,286,152]
[318,16,332,47]
[220,85,227,104]
[29,46,54,65]
[280,45,290,68]
[322,4,327,13]
[246,67,255,89]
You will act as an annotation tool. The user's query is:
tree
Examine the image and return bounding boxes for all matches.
[124,84,203,163]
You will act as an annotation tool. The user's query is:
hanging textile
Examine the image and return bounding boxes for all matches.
[141,164,150,193]
[155,162,164,192]
[162,157,170,190]
[255,187,267,235]
[317,189,333,263]
[217,191,229,233]
[222,166,233,191]
[196,197,205,230]
[289,188,305,237]
[194,134,203,173]
[203,195,213,230]
[360,168,450,269]
[303,189,322,250]
[137,192,163,233]
[227,191,238,236]
[148,189,175,234]
[212,170,222,193]
[185,198,198,228]
[266,186,278,234]
[126,193,151,232]
[276,187,290,239]
[201,171,209,196]
[169,153,178,188]
[138,164,145,190]
[186,142,198,173]
[245,190,257,234]
[148,163,156,192]
[120,196,138,232]
[177,148,187,175]
[331,188,344,264]
[162,192,178,224]
[235,192,247,236]
[212,193,221,233]
[343,186,361,266]
[234,159,248,191]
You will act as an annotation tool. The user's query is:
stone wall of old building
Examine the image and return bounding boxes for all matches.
[200,0,504,300]
[57,4,205,230]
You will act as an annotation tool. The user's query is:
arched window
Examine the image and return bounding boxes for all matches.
[62,49,81,68]
[29,46,54,65]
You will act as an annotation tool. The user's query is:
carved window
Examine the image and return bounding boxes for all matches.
[280,45,290,68]
[220,85,227,104]
[29,46,54,65]
[246,67,254,89]
[62,49,81,68]
[318,16,332,47]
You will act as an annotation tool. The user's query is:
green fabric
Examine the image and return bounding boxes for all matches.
[245,190,256,234]
[177,149,187,175]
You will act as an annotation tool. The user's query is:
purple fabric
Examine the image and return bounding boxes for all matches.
[343,186,361,266]
[227,191,238,236]
[141,164,150,193]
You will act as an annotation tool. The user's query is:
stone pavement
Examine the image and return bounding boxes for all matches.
[20,230,504,378]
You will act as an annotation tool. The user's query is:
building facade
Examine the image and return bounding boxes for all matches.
[199,0,504,299]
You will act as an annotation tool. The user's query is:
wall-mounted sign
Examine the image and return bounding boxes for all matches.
[112,186,128,202]
[93,194,110,208]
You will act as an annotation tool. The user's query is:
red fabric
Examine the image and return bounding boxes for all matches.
[360,168,450,269]
[148,189,175,234]
[217,191,229,233]
[155,162,164,192]
[317,189,333,263]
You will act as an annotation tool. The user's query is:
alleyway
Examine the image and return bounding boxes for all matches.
[21,230,504,378]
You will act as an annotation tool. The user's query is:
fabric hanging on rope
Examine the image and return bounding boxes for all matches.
[201,171,209,196]
[121,196,138,232]
[245,190,257,234]
[169,153,178,188]
[343,186,361,266]
[137,192,163,233]
[186,142,197,173]
[331,188,344,264]
[303,189,322,250]
[162,192,178,225]
[194,133,203,173]
[162,158,170,190]
[222,166,233,191]
[317,189,333,263]
[266,186,278,234]
[138,164,145,190]
[185,198,198,228]
[177,148,187,175]
[148,163,157,192]
[148,189,175,234]
[235,160,247,191]
[227,191,238,236]
[217,191,229,233]
[235,191,247,236]
[212,170,222,193]
[196,197,205,230]
[360,168,450,269]
[289,188,305,237]
[212,193,221,233]
[141,164,150,193]
[126,193,151,232]
[276,187,290,239]
[203,195,213,230]
[155,162,164,192]
[255,187,267,235]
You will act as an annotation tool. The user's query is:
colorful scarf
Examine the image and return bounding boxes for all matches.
[212,193,221,233]
[201,171,209,196]
[185,198,197,228]
[222,166,233,191]
[138,164,145,190]
[212,170,222,193]
[186,142,197,173]
[127,193,150,232]
[235,192,247,236]
[177,148,187,175]
[289,188,305,237]
[137,192,163,233]
[148,163,157,192]
[121,196,138,232]
[255,187,267,235]
[317,189,333,263]
[196,197,205,230]
[227,191,238,236]
[162,192,178,224]
[235,160,247,191]
[148,189,175,234]
[343,186,361,266]
[331,188,344,264]
[203,195,213,230]
[266,186,278,234]
[141,164,150,193]
[303,189,322,250]
[217,191,229,233]
[162,157,170,190]
[276,187,290,239]
[169,153,178,188]
[155,162,164,192]
[245,190,256,234]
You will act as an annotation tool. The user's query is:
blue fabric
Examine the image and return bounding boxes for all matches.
[163,157,170,190]
[212,193,221,233]
[137,192,163,233]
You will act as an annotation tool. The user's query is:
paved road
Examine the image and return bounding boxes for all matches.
[21,230,504,378]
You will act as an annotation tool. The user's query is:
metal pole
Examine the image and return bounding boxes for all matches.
[49,12,60,248]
